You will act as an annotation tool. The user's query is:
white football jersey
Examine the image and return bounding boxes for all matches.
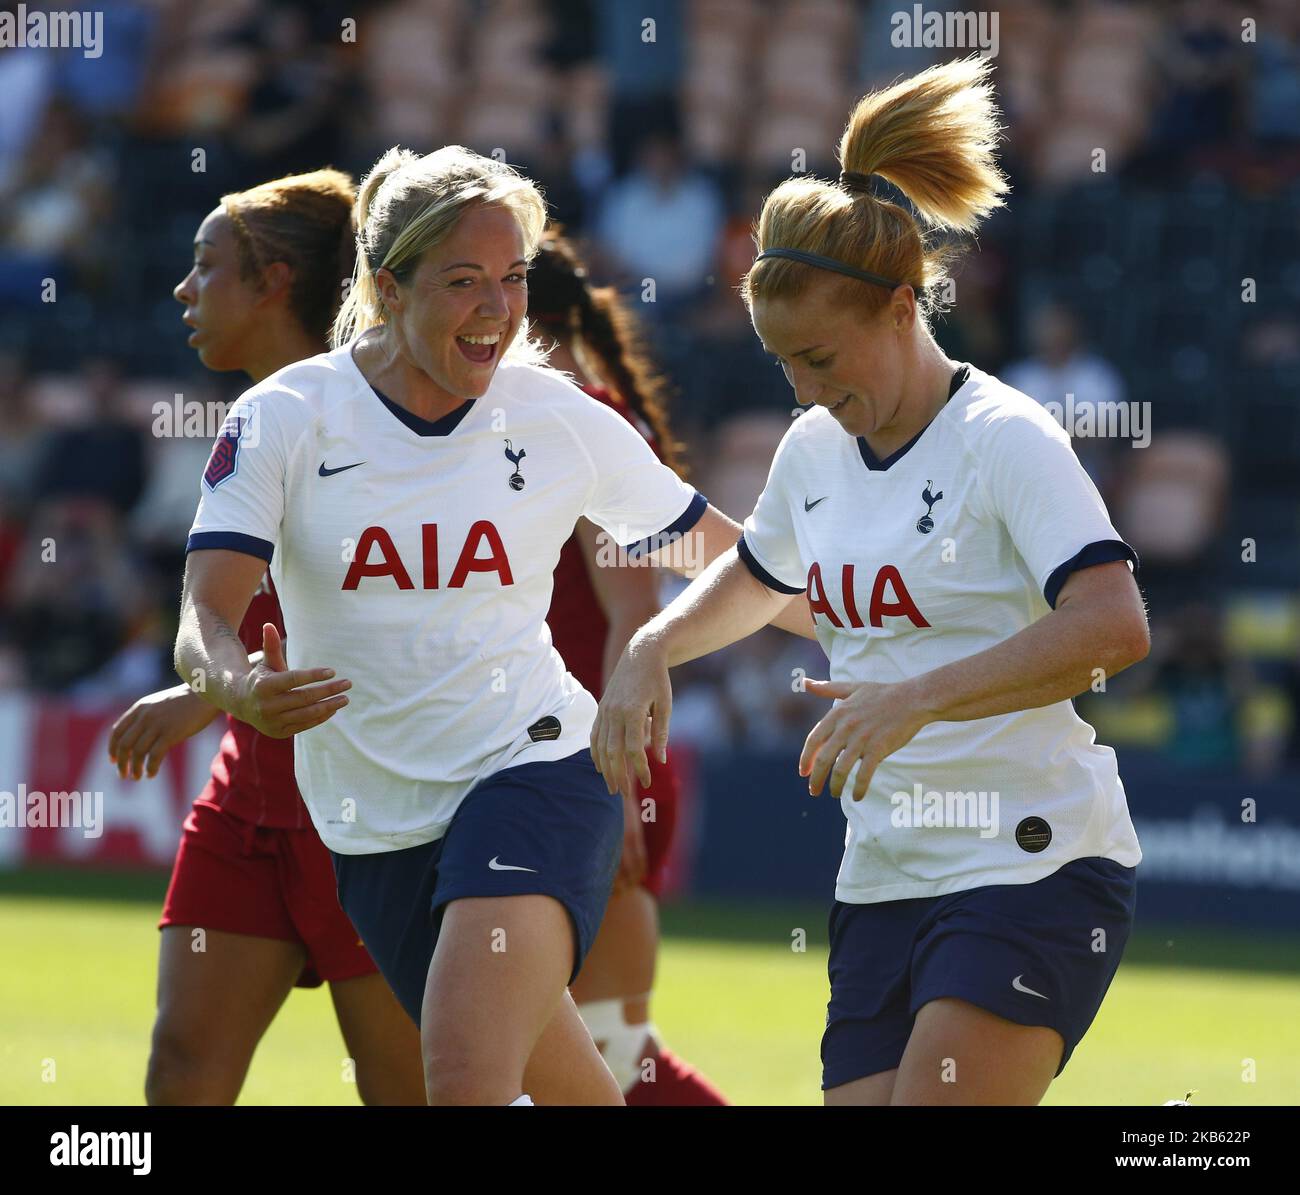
[740,364,1142,903]
[189,342,704,854]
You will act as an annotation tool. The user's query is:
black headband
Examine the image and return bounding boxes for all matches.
[753,247,900,291]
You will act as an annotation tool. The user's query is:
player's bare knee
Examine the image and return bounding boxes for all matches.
[353,1074,404,1107]
[423,1053,511,1106]
[145,1023,233,1105]
[351,1059,426,1107]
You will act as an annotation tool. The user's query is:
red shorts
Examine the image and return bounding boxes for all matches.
[159,799,380,987]
[639,751,679,898]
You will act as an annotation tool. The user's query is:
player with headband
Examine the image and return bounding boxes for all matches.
[591,57,1147,1106]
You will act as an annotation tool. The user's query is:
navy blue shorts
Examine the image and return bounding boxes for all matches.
[330,748,623,1026]
[821,856,1137,1091]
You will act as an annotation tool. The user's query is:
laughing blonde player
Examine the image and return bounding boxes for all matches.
[110,170,425,1106]
[174,145,813,1106]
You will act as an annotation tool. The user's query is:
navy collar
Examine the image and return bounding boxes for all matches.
[856,364,970,472]
[373,387,475,437]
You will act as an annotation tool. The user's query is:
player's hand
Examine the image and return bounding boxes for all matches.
[591,633,671,800]
[613,789,649,894]
[108,686,220,780]
[233,623,351,739]
[799,679,928,801]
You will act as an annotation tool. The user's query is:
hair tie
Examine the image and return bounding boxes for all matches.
[838,170,874,193]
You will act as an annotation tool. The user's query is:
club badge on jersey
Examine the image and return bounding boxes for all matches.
[916,480,943,534]
[504,439,527,490]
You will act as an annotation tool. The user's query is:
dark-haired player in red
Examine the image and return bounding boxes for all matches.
[529,232,727,1105]
[108,170,426,1104]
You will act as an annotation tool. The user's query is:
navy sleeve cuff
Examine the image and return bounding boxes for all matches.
[186,531,275,563]
[736,533,806,595]
[1043,539,1138,608]
[622,490,709,560]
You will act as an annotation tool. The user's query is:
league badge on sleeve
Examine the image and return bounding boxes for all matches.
[203,411,247,490]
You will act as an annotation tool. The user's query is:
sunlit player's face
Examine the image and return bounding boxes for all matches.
[379,204,529,401]
[173,209,266,373]
[751,280,911,438]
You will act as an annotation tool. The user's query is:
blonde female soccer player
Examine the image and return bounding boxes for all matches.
[591,58,1148,1107]
[109,169,427,1105]
[173,145,812,1106]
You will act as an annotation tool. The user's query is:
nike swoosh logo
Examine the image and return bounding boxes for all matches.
[488,856,538,873]
[804,495,828,512]
[319,461,365,477]
[1012,974,1049,1000]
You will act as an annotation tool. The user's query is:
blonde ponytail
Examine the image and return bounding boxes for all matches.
[742,56,1009,320]
[839,55,1007,233]
[331,148,420,347]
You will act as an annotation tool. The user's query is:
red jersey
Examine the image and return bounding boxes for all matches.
[547,384,681,893]
[197,572,307,829]
[546,385,663,695]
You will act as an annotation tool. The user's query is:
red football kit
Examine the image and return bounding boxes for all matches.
[159,574,377,986]
[545,385,681,895]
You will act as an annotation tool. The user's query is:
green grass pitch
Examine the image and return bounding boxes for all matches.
[1,871,1296,1105]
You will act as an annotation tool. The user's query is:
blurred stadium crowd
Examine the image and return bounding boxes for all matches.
[1,0,1298,776]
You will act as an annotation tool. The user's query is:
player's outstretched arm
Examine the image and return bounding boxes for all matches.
[591,546,794,796]
[799,561,1150,800]
[576,514,660,887]
[108,646,272,779]
[900,560,1149,724]
[649,503,816,640]
[108,684,222,780]
[175,549,351,739]
[574,516,662,693]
